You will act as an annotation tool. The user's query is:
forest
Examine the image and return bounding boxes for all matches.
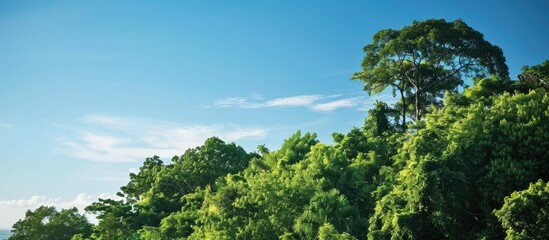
[9,19,549,240]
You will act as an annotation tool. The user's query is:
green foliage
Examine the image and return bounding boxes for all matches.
[85,137,254,239]
[85,198,137,239]
[368,85,549,239]
[494,180,549,240]
[137,226,167,240]
[294,189,357,239]
[353,18,508,124]
[318,223,357,240]
[158,190,204,239]
[120,156,164,203]
[9,206,92,240]
[519,60,549,89]
[188,134,322,239]
[277,131,319,165]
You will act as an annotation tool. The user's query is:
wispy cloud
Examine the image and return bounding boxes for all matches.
[213,95,323,109]
[59,115,267,163]
[0,122,13,128]
[208,93,385,113]
[311,97,362,112]
[214,97,250,108]
[0,193,121,229]
[264,95,322,107]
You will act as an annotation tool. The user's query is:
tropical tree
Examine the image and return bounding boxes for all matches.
[367,80,549,239]
[9,206,92,240]
[294,189,357,239]
[353,19,509,127]
[85,137,254,239]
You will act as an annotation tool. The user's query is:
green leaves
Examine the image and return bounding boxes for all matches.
[10,206,92,240]
[84,137,255,239]
[519,60,549,89]
[494,180,549,240]
[367,85,549,239]
[354,19,509,124]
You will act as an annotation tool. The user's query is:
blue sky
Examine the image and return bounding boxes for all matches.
[0,0,547,228]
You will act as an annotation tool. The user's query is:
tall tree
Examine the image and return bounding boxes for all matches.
[353,19,508,126]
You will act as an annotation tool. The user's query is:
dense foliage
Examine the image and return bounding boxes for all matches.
[10,19,549,240]
[9,206,92,240]
[352,19,509,127]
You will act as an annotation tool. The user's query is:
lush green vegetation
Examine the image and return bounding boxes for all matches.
[10,19,549,240]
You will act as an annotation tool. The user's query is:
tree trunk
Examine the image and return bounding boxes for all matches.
[415,86,421,122]
[399,87,407,130]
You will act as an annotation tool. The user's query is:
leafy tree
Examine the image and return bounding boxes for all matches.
[363,101,399,135]
[494,180,549,240]
[318,223,357,240]
[86,137,254,239]
[353,19,508,127]
[85,199,136,240]
[518,60,549,89]
[9,206,92,240]
[120,156,165,203]
[277,131,319,165]
[294,189,358,239]
[158,190,204,239]
[333,127,370,160]
[367,82,549,239]
[137,226,167,240]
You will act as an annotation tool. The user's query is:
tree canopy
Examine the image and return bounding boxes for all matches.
[9,206,92,240]
[353,19,509,127]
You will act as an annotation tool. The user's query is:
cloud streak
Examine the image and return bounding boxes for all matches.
[59,115,267,163]
[208,93,397,113]
[265,95,322,107]
[310,97,361,112]
[211,94,347,111]
[213,95,323,109]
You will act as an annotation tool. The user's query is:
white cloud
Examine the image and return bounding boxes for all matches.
[311,97,362,112]
[264,95,322,107]
[0,193,121,229]
[214,97,249,108]
[210,94,380,113]
[0,122,13,128]
[60,116,268,163]
[212,94,323,109]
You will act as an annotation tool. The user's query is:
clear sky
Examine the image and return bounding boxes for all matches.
[0,0,547,229]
